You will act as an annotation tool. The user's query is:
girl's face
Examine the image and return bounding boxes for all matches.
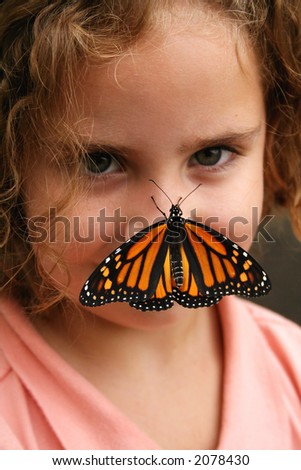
[25,14,266,327]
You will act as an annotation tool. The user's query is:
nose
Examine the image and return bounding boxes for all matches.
[147,175,200,213]
[125,176,198,228]
[121,155,202,230]
[147,173,188,209]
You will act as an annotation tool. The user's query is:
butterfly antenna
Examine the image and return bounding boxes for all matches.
[179,183,202,206]
[151,196,167,219]
[149,179,173,205]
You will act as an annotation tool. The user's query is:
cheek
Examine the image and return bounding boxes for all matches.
[194,166,264,251]
[30,205,125,288]
[224,199,263,250]
[222,179,264,250]
[26,195,130,301]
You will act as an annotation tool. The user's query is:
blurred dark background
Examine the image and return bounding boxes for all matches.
[249,211,301,326]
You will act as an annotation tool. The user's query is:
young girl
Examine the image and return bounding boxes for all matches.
[0,0,300,450]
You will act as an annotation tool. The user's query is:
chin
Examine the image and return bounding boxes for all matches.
[81,301,207,331]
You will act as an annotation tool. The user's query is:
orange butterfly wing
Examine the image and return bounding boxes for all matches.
[130,244,221,310]
[80,221,169,307]
[183,220,271,298]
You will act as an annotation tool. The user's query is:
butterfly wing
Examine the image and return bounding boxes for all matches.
[169,240,222,309]
[80,220,169,307]
[129,245,174,310]
[182,219,271,298]
[130,243,221,311]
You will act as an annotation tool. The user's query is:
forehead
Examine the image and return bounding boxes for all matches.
[75,13,264,142]
[82,8,256,84]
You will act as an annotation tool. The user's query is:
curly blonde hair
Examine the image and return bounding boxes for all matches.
[1,0,301,313]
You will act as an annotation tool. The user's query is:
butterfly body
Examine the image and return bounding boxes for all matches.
[170,243,184,287]
[165,205,187,287]
[80,202,271,311]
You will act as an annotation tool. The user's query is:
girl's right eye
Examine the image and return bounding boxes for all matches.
[84,150,122,175]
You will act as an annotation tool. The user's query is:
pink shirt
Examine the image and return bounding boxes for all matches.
[0,296,300,450]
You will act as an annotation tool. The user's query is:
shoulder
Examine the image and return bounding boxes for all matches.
[0,298,20,398]
[226,296,301,346]
[245,300,301,354]
[0,351,11,382]
[219,297,301,448]
[0,345,24,449]
[232,298,301,390]
[244,297,301,329]
[0,297,27,412]
[0,298,15,383]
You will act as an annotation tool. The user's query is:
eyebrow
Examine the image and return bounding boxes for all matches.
[82,124,263,155]
[178,124,263,152]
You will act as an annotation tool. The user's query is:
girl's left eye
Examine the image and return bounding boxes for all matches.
[192,146,234,168]
[84,151,122,175]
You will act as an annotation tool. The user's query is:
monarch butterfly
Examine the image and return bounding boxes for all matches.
[80,181,271,311]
